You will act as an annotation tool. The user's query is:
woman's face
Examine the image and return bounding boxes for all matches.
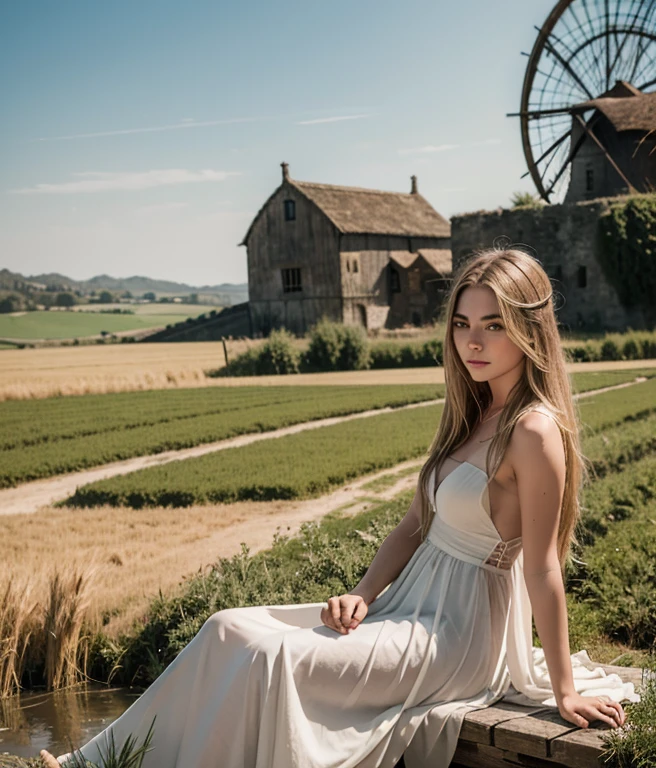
[451,285,525,383]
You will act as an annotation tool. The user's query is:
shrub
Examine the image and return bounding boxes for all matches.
[217,330,300,376]
[369,339,443,369]
[601,339,621,361]
[622,339,640,360]
[258,328,301,375]
[304,319,370,371]
[335,324,371,370]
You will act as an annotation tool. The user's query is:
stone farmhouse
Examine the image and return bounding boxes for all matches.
[566,82,656,202]
[240,163,452,335]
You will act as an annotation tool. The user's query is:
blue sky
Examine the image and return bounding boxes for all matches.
[1,0,558,286]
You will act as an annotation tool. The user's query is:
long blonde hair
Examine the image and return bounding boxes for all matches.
[418,246,588,571]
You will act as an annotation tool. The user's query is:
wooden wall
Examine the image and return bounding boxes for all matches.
[340,234,451,329]
[566,116,656,203]
[246,183,342,335]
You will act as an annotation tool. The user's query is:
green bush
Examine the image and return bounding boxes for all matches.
[304,319,370,371]
[257,328,301,375]
[369,339,443,369]
[601,340,621,361]
[219,330,301,376]
[564,331,656,363]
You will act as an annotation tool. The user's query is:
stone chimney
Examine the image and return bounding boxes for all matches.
[281,162,290,181]
[410,175,418,194]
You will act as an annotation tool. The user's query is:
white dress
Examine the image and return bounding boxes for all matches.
[58,404,639,768]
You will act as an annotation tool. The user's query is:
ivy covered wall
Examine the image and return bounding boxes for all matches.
[451,195,653,332]
[598,194,656,327]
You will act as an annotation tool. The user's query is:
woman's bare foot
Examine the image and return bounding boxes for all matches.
[39,749,60,768]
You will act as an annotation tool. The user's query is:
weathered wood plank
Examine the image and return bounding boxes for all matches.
[459,702,548,745]
[452,741,575,767]
[493,709,579,758]
[549,724,616,767]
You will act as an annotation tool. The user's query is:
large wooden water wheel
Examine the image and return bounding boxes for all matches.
[512,0,656,202]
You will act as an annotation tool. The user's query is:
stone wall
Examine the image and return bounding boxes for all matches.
[451,197,647,332]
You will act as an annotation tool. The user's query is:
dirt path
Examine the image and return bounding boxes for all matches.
[0,371,649,517]
[0,399,442,516]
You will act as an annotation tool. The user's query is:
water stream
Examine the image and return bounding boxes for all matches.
[0,686,139,760]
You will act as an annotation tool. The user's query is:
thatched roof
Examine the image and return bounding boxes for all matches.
[240,167,451,245]
[388,252,417,269]
[291,180,451,238]
[417,248,452,274]
[389,249,452,275]
[573,83,656,134]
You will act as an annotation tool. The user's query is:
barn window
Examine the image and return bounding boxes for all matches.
[585,169,594,193]
[284,200,296,221]
[390,267,401,293]
[282,267,302,292]
[346,260,350,273]
[353,259,359,273]
[577,265,587,288]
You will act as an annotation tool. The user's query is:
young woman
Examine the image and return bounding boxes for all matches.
[44,247,638,768]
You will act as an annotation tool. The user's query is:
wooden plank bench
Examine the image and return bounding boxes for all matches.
[396,663,643,768]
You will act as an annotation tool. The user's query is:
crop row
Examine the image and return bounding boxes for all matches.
[569,452,656,649]
[66,376,656,509]
[0,386,447,488]
[64,404,442,508]
[2,369,653,452]
[0,384,442,451]
[2,370,652,490]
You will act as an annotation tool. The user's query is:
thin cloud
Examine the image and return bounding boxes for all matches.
[32,117,264,142]
[297,114,371,125]
[398,144,460,155]
[135,202,191,215]
[11,169,240,195]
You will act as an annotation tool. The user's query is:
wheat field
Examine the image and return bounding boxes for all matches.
[0,341,255,400]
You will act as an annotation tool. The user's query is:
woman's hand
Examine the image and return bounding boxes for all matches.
[320,594,368,635]
[558,692,626,729]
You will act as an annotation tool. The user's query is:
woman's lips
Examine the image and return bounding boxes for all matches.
[467,361,490,368]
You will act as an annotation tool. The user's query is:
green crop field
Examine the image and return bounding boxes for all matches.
[65,375,656,509]
[0,384,443,487]
[0,305,214,340]
[2,369,653,489]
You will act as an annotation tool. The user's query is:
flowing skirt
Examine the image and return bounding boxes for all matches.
[59,538,517,768]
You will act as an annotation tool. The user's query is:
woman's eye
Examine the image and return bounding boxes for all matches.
[488,324,503,331]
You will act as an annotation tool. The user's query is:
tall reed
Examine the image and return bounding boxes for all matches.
[0,566,98,697]
[42,566,98,691]
[0,578,39,698]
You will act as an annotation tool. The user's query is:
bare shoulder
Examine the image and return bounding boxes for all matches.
[509,408,565,479]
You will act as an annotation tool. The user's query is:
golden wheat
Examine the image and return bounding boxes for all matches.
[42,566,98,691]
[0,341,256,401]
[0,578,39,698]
[0,567,99,697]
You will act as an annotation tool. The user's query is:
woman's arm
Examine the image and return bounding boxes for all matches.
[349,481,424,605]
[510,412,624,729]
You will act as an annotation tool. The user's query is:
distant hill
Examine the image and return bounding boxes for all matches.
[2,268,248,300]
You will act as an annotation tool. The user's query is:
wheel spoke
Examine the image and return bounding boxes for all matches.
[516,0,656,203]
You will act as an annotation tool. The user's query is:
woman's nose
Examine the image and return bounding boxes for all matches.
[468,336,483,350]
